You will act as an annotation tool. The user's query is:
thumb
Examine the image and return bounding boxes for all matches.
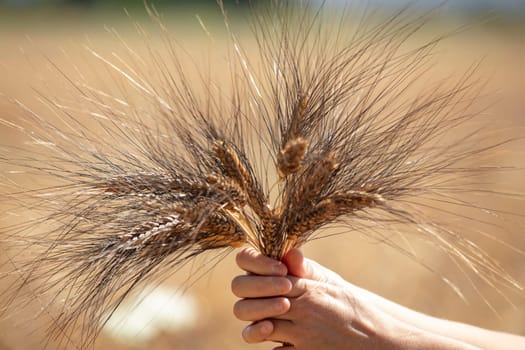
[282,248,317,280]
[283,248,344,284]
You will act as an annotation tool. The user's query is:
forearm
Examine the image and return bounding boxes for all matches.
[392,322,484,350]
[427,319,525,350]
[352,283,525,350]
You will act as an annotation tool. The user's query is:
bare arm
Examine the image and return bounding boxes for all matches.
[231,247,525,350]
[358,287,525,350]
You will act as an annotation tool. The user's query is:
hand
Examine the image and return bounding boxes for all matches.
[231,248,403,350]
[231,247,487,350]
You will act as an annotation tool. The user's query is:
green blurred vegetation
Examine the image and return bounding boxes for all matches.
[0,0,260,33]
[0,0,257,10]
[0,0,522,34]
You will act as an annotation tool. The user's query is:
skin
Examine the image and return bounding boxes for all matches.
[231,247,525,350]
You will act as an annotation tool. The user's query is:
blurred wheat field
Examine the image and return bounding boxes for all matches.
[0,5,525,350]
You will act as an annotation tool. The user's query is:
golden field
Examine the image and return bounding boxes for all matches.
[0,6,524,350]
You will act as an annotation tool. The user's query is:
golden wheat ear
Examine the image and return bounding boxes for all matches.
[0,0,523,348]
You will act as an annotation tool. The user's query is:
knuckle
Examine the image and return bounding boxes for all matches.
[274,297,290,314]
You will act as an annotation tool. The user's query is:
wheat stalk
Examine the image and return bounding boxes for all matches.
[0,1,522,348]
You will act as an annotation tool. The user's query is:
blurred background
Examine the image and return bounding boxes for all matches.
[0,1,524,350]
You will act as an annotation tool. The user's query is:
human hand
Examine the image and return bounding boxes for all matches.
[231,247,487,350]
[231,247,402,350]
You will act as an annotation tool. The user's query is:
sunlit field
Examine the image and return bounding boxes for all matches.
[0,4,524,350]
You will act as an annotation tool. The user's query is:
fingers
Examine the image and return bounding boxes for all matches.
[242,320,274,343]
[236,247,288,276]
[268,319,298,344]
[232,275,292,298]
[234,297,291,321]
[242,319,296,345]
[232,273,313,301]
[233,279,314,322]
